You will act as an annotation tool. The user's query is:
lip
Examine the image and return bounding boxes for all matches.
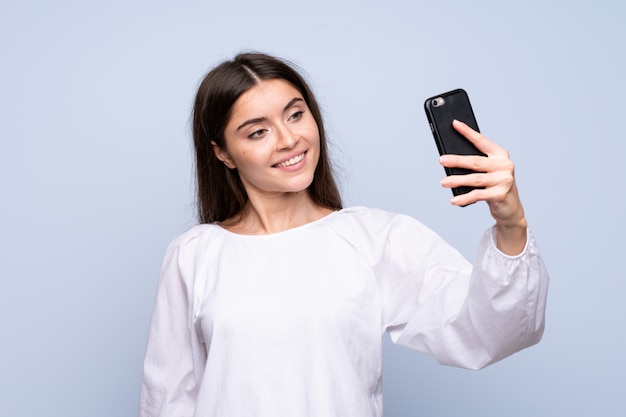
[272,151,308,168]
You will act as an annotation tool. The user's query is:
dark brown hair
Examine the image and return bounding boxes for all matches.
[192,52,342,223]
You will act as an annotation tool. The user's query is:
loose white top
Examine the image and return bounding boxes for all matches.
[139,207,548,417]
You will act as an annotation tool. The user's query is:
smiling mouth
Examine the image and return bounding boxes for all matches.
[274,152,306,168]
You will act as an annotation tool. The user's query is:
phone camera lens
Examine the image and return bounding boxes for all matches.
[432,97,445,107]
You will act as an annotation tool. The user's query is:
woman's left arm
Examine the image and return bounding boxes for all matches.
[439,119,528,255]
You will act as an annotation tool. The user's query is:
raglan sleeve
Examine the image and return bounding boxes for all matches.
[379,214,549,370]
[139,231,207,417]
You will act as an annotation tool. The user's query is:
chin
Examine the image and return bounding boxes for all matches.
[286,186,312,195]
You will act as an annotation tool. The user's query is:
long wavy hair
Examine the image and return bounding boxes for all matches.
[192,52,342,224]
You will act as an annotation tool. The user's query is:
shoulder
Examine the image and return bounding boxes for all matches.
[323,206,435,245]
[327,206,428,232]
[330,206,395,223]
[158,223,227,280]
[320,206,453,268]
[163,223,224,257]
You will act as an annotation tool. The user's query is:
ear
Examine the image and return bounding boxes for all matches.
[211,141,236,169]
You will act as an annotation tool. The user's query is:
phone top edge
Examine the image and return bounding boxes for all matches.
[424,88,467,103]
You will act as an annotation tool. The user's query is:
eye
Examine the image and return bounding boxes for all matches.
[248,128,267,139]
[288,110,304,122]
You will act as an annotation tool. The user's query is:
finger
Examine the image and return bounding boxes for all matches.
[440,153,514,176]
[441,170,510,191]
[442,164,514,193]
[449,189,482,207]
[443,184,489,207]
[452,119,506,157]
[440,154,487,172]
[449,184,511,207]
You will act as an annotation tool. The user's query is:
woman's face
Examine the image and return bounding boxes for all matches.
[214,79,320,200]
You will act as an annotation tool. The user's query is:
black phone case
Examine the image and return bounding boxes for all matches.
[424,88,486,197]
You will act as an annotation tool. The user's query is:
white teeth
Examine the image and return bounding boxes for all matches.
[276,153,305,167]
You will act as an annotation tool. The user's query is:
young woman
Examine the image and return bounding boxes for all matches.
[139,53,549,417]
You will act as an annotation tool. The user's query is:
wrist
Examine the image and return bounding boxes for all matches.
[494,217,528,256]
[495,216,527,230]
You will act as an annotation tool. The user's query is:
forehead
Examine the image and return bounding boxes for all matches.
[230,79,303,118]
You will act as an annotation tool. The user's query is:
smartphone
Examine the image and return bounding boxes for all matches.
[423,88,486,197]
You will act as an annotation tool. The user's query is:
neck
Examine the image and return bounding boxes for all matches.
[221,191,333,235]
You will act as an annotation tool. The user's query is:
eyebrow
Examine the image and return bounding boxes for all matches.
[236,97,304,131]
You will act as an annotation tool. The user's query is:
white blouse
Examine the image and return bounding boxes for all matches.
[139,207,548,417]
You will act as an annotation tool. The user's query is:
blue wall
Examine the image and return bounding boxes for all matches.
[1,1,624,416]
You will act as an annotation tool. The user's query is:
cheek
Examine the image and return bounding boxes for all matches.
[310,126,321,147]
[233,148,265,171]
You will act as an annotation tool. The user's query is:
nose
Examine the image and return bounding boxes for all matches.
[275,123,298,150]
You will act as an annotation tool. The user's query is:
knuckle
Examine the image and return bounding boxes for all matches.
[470,158,484,171]
[474,174,487,187]
[502,172,515,187]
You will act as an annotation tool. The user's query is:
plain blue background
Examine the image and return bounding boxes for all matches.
[1,1,624,416]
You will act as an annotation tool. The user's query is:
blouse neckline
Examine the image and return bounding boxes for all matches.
[213,209,342,239]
